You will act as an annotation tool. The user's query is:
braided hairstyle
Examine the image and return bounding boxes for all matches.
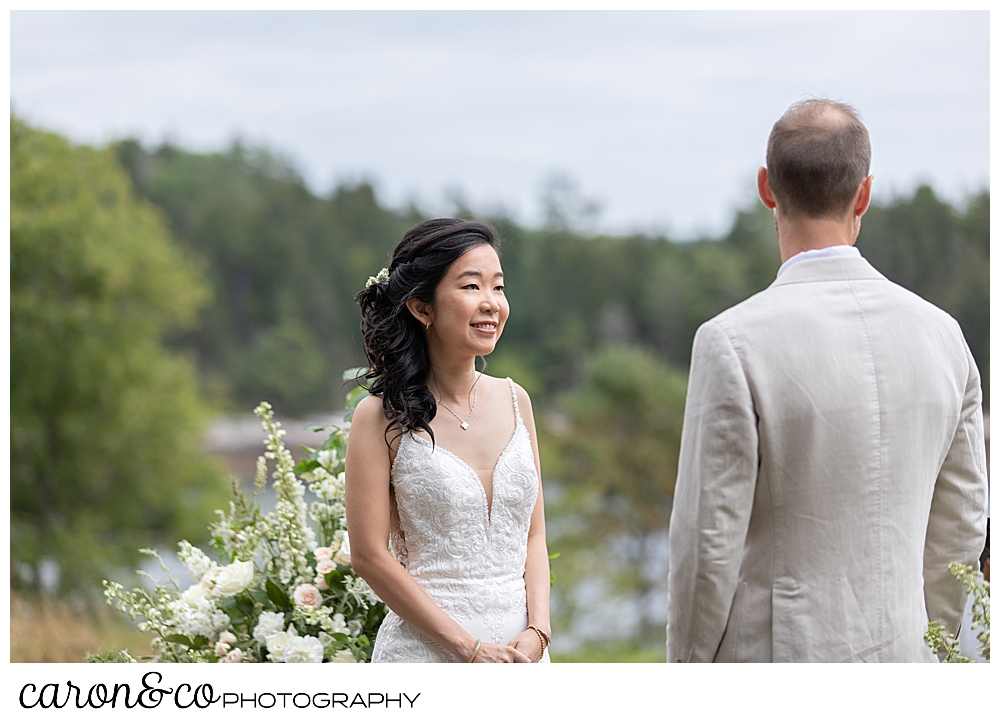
[354,218,502,446]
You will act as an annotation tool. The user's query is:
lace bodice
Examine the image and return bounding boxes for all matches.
[374,378,540,658]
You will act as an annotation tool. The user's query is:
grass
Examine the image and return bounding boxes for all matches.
[10,591,154,663]
[550,639,665,663]
[10,591,663,663]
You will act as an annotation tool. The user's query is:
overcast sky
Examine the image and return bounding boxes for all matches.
[10,10,989,238]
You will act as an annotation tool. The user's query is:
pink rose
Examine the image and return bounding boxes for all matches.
[315,573,329,591]
[316,559,335,575]
[313,547,334,561]
[293,583,322,608]
[218,631,237,646]
[223,648,244,663]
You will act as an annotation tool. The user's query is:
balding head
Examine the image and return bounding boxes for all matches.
[766,99,871,219]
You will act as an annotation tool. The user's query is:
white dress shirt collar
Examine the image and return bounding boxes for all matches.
[777,245,862,278]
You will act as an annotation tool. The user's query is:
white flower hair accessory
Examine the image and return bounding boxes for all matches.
[365,267,390,288]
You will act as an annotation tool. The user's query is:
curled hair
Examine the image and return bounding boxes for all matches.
[354,218,502,446]
[766,98,871,219]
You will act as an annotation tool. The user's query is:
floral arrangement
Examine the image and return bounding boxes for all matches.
[924,561,990,663]
[100,379,387,663]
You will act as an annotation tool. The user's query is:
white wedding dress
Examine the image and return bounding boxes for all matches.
[372,378,550,663]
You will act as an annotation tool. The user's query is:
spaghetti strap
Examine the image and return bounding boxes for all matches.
[506,377,522,423]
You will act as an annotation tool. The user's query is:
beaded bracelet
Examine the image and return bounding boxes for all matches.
[527,624,551,647]
[528,627,547,656]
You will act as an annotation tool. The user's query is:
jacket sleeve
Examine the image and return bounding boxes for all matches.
[923,333,989,635]
[667,318,759,662]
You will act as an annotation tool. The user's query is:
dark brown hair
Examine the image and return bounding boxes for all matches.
[354,218,501,446]
[766,99,871,219]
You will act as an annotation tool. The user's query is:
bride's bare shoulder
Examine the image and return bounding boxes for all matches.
[351,393,392,430]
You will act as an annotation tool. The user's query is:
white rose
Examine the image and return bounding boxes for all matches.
[316,559,335,575]
[218,631,237,646]
[253,611,285,643]
[223,648,244,663]
[315,573,329,590]
[215,641,230,656]
[181,583,209,608]
[283,635,324,663]
[313,546,334,561]
[212,560,255,597]
[265,630,292,662]
[333,533,352,567]
[330,649,357,663]
[293,583,322,608]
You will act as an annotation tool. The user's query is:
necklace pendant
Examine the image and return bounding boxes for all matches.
[460,421,470,430]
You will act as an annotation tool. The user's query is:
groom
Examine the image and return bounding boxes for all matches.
[666,99,988,662]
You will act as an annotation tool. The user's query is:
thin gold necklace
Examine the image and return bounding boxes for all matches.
[434,372,480,430]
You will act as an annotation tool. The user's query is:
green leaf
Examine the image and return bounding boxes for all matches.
[266,578,292,610]
[342,367,367,383]
[163,634,194,647]
[192,635,209,650]
[305,424,329,433]
[345,385,369,411]
[294,458,319,475]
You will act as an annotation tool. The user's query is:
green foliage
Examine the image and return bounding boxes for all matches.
[114,140,418,414]
[550,639,664,663]
[114,135,987,412]
[541,345,688,641]
[924,562,990,662]
[10,117,228,594]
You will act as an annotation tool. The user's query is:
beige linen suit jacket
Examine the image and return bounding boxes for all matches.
[667,255,988,662]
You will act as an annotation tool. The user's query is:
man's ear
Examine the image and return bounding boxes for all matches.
[853,175,874,219]
[405,297,433,329]
[757,167,777,210]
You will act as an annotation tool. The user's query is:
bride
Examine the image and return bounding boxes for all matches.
[345,218,552,663]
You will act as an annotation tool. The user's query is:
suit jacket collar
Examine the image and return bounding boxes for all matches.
[769,256,887,288]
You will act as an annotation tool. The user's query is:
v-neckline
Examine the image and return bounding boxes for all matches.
[408,419,522,525]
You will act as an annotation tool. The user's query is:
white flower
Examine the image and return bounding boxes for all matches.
[265,629,293,662]
[333,532,352,567]
[223,648,244,663]
[253,611,285,643]
[200,565,221,589]
[212,560,255,597]
[318,449,338,470]
[293,583,322,608]
[347,619,362,638]
[215,641,230,656]
[181,583,209,608]
[330,649,357,663]
[313,546,334,561]
[329,613,349,635]
[283,635,324,663]
[218,630,237,646]
[315,572,329,590]
[178,541,215,580]
[345,574,379,605]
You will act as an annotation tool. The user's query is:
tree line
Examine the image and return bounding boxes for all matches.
[11,116,989,624]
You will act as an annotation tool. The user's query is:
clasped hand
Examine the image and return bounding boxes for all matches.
[470,630,542,663]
